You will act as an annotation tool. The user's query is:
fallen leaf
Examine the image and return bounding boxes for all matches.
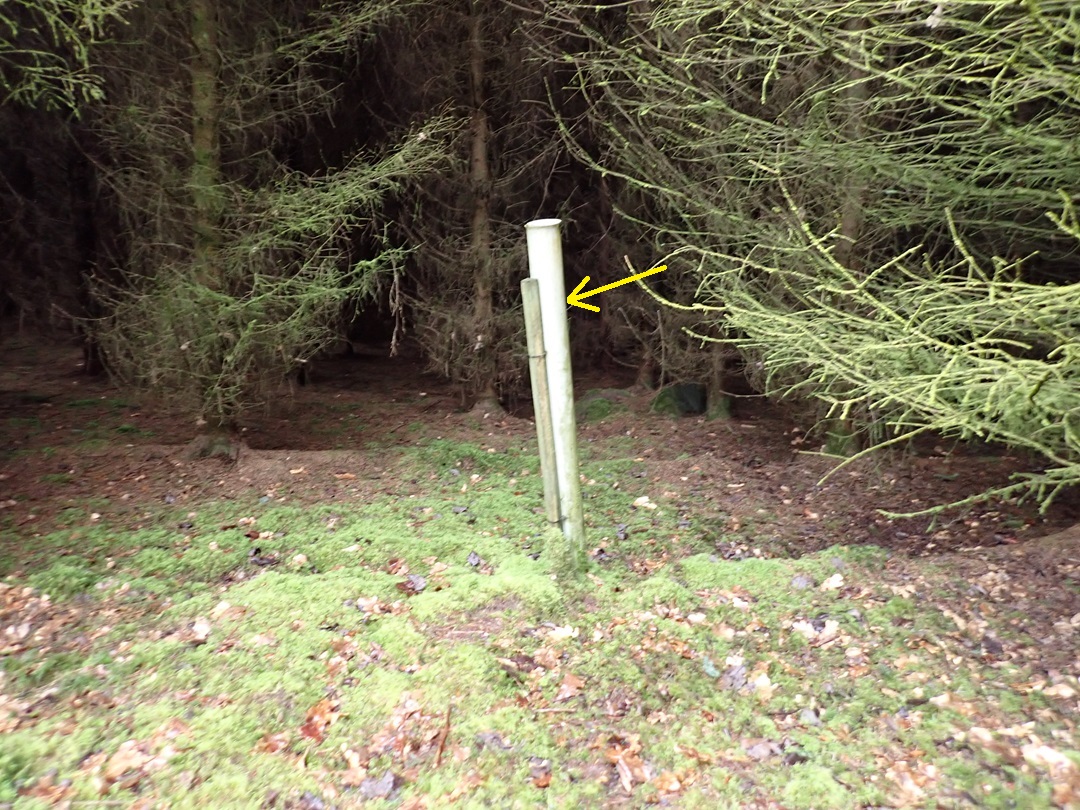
[189,618,212,645]
[752,672,778,703]
[791,618,840,645]
[555,673,584,702]
[529,756,553,788]
[104,740,151,783]
[1044,683,1077,699]
[254,732,292,754]
[396,574,428,596]
[209,601,233,620]
[653,771,682,793]
[743,738,781,761]
[820,573,844,591]
[448,770,486,801]
[16,773,72,803]
[299,699,340,742]
[149,718,190,748]
[533,647,561,670]
[719,661,747,692]
[1023,743,1077,777]
[546,625,578,642]
[604,735,650,793]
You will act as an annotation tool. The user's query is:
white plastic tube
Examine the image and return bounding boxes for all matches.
[524,219,585,552]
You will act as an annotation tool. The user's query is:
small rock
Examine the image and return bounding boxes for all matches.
[981,633,1004,656]
[475,731,512,751]
[799,707,822,726]
[720,663,747,691]
[359,771,399,800]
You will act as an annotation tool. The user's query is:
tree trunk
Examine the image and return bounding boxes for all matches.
[466,0,500,412]
[190,0,233,431]
[191,0,221,291]
[833,17,870,273]
[826,16,872,452]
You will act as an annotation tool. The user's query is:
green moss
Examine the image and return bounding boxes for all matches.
[26,559,101,598]
[779,763,854,809]
[408,563,563,621]
[575,389,631,423]
[615,575,697,611]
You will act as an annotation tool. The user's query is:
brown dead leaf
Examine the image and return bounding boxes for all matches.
[604,734,651,793]
[299,698,340,742]
[529,757,552,788]
[17,772,72,803]
[365,694,446,763]
[209,601,247,621]
[653,771,682,793]
[742,738,781,761]
[255,731,292,754]
[447,770,485,801]
[1022,741,1080,800]
[340,747,369,787]
[555,673,584,702]
[676,744,716,765]
[885,759,940,806]
[0,694,27,733]
[614,756,634,793]
[533,646,561,670]
[821,573,845,591]
[104,740,151,783]
[1044,683,1078,699]
[149,718,190,749]
[396,574,428,596]
[326,655,350,678]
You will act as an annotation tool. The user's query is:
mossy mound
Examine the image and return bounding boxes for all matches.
[575,388,631,422]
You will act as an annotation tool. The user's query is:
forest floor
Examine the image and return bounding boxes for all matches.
[2,336,1080,808]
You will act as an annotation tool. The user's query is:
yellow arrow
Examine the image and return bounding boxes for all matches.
[567,265,667,313]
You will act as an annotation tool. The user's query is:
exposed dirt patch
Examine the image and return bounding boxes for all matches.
[3,337,1077,535]
[2,334,1078,606]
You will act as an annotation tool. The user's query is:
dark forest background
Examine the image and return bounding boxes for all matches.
[2,0,1078,512]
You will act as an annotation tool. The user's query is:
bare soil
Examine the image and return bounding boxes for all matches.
[2,335,1078,582]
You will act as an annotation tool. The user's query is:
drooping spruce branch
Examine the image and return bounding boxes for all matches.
[544,0,1080,512]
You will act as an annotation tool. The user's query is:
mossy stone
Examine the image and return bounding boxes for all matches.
[650,383,707,416]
